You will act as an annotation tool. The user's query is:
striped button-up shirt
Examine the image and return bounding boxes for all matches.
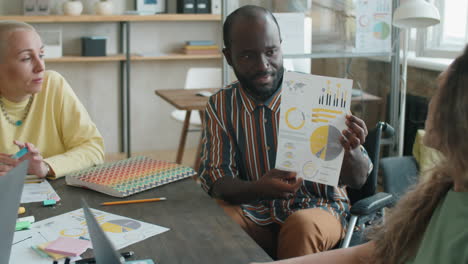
[199,81,352,227]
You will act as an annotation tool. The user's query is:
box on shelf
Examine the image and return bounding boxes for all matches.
[38,30,62,58]
[196,0,210,13]
[177,0,195,13]
[135,0,166,14]
[81,37,107,57]
[211,0,220,14]
[177,0,212,14]
[23,0,51,15]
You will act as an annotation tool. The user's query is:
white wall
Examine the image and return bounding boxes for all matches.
[0,0,222,153]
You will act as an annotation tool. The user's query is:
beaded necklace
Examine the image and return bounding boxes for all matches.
[0,95,34,126]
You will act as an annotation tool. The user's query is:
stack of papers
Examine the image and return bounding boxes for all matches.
[21,179,60,204]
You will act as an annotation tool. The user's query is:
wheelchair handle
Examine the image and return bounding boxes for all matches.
[377,122,395,137]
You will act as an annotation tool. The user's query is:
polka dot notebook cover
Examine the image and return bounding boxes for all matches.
[65,156,197,197]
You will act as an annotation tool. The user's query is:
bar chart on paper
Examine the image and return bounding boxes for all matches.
[317,81,349,108]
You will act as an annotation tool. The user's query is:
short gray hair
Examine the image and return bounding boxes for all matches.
[0,21,36,61]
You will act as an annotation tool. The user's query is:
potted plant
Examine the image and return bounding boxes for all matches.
[63,0,83,16]
[95,0,113,15]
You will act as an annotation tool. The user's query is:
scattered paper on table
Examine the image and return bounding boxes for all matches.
[21,180,60,204]
[10,208,168,263]
[10,230,81,264]
[276,71,352,187]
[31,208,169,250]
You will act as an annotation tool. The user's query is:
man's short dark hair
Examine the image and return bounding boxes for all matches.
[223,5,281,49]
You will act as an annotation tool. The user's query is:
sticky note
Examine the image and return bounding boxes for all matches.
[15,221,31,231]
[44,237,91,257]
[125,260,155,264]
[17,216,35,223]
[43,199,56,206]
[31,246,50,258]
[37,242,68,260]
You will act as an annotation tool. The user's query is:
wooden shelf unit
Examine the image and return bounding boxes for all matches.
[0,14,221,23]
[131,53,222,61]
[44,54,221,63]
[2,13,222,157]
[45,55,125,62]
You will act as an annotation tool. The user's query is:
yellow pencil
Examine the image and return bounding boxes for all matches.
[25,175,40,180]
[24,180,44,184]
[101,197,167,206]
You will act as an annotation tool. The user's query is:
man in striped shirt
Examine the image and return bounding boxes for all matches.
[199,5,371,260]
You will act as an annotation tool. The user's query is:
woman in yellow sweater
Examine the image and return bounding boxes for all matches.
[251,47,468,264]
[0,21,104,178]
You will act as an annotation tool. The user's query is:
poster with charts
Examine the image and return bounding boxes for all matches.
[276,71,352,187]
[355,0,392,53]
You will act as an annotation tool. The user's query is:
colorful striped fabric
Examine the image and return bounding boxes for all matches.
[66,156,196,197]
[199,81,356,227]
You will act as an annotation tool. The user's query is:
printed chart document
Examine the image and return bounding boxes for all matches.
[21,180,60,203]
[10,209,169,263]
[32,208,169,249]
[355,0,392,53]
[276,71,352,187]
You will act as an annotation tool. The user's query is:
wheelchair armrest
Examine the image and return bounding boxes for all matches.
[350,192,394,216]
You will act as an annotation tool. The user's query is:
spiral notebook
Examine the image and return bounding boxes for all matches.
[65,156,197,197]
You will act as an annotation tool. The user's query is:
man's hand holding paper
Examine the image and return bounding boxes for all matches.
[254,169,304,200]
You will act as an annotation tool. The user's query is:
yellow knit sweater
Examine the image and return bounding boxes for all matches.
[0,70,104,178]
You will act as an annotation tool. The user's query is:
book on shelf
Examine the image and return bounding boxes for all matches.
[65,156,197,197]
[186,40,215,46]
[183,42,219,55]
[183,49,220,55]
[185,45,219,50]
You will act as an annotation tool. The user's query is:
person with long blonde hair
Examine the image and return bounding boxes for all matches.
[251,45,468,264]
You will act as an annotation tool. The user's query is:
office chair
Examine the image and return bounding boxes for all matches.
[171,67,222,127]
[340,122,396,248]
[171,67,222,167]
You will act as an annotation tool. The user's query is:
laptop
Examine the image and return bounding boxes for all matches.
[0,161,29,264]
[81,199,155,264]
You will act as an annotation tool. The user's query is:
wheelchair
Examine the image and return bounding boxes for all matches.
[339,122,396,248]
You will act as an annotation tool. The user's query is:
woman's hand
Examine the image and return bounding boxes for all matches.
[0,153,18,176]
[14,140,49,178]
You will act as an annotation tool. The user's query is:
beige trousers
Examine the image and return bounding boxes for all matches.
[217,200,343,260]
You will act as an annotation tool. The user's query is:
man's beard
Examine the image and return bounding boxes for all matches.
[236,66,284,102]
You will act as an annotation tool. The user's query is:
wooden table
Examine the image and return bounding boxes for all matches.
[21,178,272,263]
[155,88,219,171]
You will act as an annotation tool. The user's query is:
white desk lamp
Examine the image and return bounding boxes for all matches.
[392,0,440,156]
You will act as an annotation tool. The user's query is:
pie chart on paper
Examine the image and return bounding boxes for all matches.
[373,22,390,40]
[101,219,141,233]
[310,125,343,161]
